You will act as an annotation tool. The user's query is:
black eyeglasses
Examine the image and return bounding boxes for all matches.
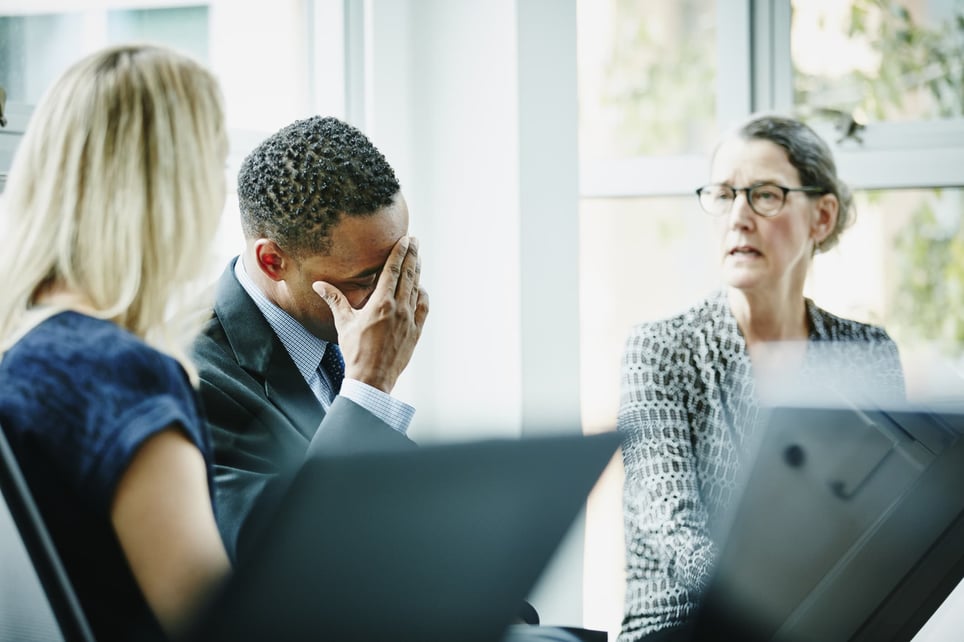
[695,182,826,218]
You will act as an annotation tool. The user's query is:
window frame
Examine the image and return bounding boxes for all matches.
[578,0,964,201]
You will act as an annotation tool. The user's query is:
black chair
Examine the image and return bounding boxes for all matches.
[0,424,95,642]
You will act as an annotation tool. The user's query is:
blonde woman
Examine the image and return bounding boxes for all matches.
[0,44,230,640]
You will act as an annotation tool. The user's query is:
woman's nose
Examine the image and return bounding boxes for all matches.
[727,190,755,228]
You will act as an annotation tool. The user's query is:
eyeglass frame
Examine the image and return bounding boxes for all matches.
[695,182,827,218]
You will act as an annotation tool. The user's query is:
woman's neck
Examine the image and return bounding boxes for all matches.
[32,284,98,316]
[727,286,809,349]
[727,286,811,389]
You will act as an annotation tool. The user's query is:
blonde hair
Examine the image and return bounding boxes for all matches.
[0,44,226,380]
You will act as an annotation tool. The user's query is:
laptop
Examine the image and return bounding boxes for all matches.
[691,400,964,641]
[187,430,621,642]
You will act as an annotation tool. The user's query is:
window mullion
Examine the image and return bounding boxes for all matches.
[717,0,753,127]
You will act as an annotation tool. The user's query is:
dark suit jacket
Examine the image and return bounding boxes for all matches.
[192,259,415,562]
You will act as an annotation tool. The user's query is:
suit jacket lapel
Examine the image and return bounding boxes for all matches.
[214,259,325,441]
[264,357,325,441]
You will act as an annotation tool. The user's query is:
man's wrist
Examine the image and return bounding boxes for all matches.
[339,378,414,434]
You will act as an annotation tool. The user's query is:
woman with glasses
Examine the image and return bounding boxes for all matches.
[616,114,904,641]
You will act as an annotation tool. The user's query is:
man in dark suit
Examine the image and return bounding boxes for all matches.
[192,116,428,562]
[192,116,590,642]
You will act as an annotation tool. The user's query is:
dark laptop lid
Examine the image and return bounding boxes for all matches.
[189,431,621,642]
[693,401,964,642]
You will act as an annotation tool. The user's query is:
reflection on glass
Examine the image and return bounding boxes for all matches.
[576,0,717,160]
[791,0,964,124]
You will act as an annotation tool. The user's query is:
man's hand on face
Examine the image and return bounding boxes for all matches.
[312,236,429,393]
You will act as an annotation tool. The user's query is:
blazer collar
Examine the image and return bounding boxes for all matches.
[213,258,324,439]
[214,258,274,375]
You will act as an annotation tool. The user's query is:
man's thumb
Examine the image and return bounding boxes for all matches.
[312,282,347,315]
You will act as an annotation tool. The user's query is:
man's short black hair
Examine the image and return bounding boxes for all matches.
[237,116,400,255]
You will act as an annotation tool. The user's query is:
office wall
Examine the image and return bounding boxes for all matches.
[358,0,585,625]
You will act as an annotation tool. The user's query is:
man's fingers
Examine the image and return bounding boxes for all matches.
[414,287,429,329]
[408,248,422,308]
[409,277,420,308]
[398,237,420,303]
[372,236,410,299]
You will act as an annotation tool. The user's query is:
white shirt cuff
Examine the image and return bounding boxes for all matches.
[339,378,414,435]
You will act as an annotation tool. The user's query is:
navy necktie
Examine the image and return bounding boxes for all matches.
[320,342,345,396]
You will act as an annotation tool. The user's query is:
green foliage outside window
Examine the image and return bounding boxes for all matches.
[595,0,964,358]
[892,195,964,352]
[599,0,716,156]
[797,0,964,358]
[796,0,964,121]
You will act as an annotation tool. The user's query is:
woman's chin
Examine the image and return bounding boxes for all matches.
[722,266,766,291]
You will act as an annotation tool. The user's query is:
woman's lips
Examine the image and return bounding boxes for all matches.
[729,245,762,257]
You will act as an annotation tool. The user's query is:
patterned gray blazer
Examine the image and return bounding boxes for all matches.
[616,290,905,641]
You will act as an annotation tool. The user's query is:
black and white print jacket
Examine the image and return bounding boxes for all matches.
[616,290,905,641]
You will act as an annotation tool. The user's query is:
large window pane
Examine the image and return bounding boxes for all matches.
[0,2,337,278]
[579,189,964,636]
[792,0,964,125]
[0,14,89,105]
[809,187,964,399]
[0,7,208,106]
[108,6,208,64]
[577,0,717,161]
[581,190,964,431]
[580,196,718,431]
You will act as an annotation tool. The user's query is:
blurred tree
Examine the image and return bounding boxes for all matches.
[795,0,964,121]
[599,0,715,156]
[794,0,964,358]
[892,195,964,352]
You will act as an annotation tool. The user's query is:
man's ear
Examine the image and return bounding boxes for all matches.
[811,193,838,246]
[253,239,290,281]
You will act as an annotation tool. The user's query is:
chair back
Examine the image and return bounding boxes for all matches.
[0,424,95,642]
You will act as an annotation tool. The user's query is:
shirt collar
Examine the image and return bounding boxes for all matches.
[234,256,328,382]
